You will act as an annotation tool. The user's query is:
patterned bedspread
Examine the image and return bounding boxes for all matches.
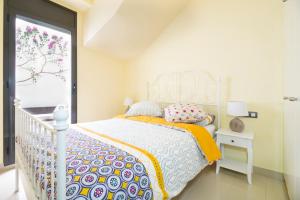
[38,129,153,200]
[29,117,215,200]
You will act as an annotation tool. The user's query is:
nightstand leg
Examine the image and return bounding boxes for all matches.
[216,142,223,174]
[216,161,220,174]
[247,174,252,184]
[220,144,224,157]
[247,147,253,184]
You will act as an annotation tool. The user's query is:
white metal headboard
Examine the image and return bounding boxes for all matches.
[147,71,221,129]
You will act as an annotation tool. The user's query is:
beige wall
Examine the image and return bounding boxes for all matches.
[77,12,126,122]
[0,0,284,173]
[126,0,284,172]
[0,2,126,165]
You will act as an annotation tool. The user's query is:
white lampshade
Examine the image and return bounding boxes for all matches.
[227,101,248,117]
[123,97,133,106]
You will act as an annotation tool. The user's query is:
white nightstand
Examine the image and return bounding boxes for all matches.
[216,128,254,184]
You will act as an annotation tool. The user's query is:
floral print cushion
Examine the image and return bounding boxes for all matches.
[164,103,207,123]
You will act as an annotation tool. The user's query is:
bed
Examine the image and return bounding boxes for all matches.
[14,71,222,200]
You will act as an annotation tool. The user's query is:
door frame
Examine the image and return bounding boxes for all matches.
[3,0,77,166]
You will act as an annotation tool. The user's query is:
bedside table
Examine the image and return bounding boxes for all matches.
[216,128,254,184]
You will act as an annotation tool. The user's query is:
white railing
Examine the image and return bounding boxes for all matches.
[14,99,69,200]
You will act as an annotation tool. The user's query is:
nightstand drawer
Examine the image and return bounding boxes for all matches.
[217,135,251,148]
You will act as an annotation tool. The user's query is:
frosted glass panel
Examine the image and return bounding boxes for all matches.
[15,17,71,109]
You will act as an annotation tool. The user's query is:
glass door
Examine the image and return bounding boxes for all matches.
[3,0,77,166]
[15,17,72,121]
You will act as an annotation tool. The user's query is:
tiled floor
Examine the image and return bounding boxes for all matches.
[0,166,26,200]
[175,167,289,200]
[0,166,289,200]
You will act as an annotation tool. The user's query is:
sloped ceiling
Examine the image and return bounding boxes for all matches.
[58,0,189,60]
[84,0,189,60]
[52,0,93,11]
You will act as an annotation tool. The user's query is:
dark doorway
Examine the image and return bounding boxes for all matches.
[3,0,77,166]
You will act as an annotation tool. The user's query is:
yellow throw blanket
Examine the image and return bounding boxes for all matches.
[118,115,221,164]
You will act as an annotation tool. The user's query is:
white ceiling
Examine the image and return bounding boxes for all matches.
[52,0,93,11]
[85,0,187,60]
[58,0,189,60]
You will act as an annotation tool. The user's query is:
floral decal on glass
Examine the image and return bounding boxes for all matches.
[15,18,72,109]
[16,19,70,86]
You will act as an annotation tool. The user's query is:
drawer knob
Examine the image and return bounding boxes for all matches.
[231,140,235,143]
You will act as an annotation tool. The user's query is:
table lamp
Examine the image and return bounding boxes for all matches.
[123,97,133,112]
[227,101,248,133]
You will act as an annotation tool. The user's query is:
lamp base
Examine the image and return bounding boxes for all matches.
[125,106,130,113]
[229,117,245,133]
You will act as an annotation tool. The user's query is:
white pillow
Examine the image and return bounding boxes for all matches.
[125,101,163,117]
[195,114,215,126]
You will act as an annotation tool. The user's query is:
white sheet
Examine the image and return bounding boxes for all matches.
[76,118,210,199]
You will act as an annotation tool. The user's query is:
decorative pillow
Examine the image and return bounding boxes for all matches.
[195,114,215,126]
[164,103,207,123]
[125,101,163,117]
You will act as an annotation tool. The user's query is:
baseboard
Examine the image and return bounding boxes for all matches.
[254,166,284,181]
[282,176,291,200]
